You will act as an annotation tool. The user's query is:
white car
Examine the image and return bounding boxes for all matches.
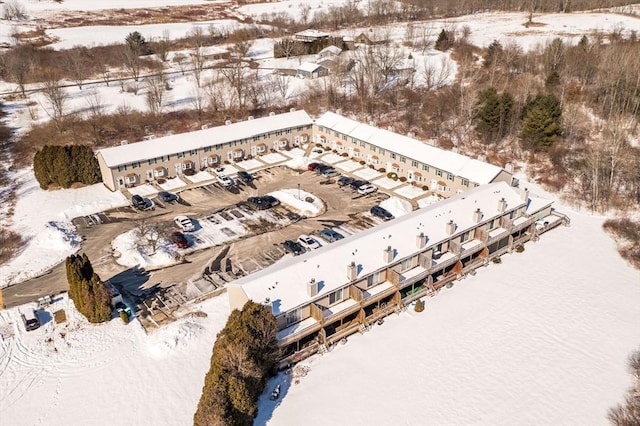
[217,174,235,187]
[357,184,378,195]
[298,235,321,250]
[174,215,195,232]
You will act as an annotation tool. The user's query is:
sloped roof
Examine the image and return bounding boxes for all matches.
[298,62,325,73]
[96,110,313,168]
[319,45,342,55]
[315,112,503,184]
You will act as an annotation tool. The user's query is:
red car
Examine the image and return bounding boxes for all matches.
[307,162,320,171]
[171,231,189,248]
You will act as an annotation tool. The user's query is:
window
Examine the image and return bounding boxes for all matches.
[117,165,127,172]
[162,155,170,162]
[391,153,396,159]
[177,152,184,159]
[412,160,418,167]
[297,126,303,131]
[366,270,383,288]
[285,308,301,326]
[131,162,140,169]
[460,230,470,243]
[276,130,283,136]
[148,159,156,165]
[510,210,517,219]
[360,141,365,147]
[436,169,443,177]
[400,156,406,163]
[380,149,386,155]
[189,150,197,156]
[401,257,413,271]
[334,131,338,137]
[447,173,454,182]
[253,136,260,141]
[487,219,495,230]
[462,178,469,187]
[422,164,429,172]
[204,146,211,152]
[329,288,343,305]
[286,128,292,134]
[263,133,269,140]
[341,133,347,141]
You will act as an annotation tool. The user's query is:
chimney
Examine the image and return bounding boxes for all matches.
[383,245,393,263]
[248,116,254,120]
[473,208,483,223]
[521,187,529,202]
[478,154,486,162]
[290,107,296,112]
[416,232,426,249]
[347,262,357,281]
[505,163,514,173]
[306,278,318,297]
[225,120,231,125]
[269,111,276,116]
[445,220,456,235]
[497,197,507,212]
[387,125,394,132]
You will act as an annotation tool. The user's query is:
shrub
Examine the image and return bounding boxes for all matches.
[66,253,112,323]
[119,310,129,324]
[414,299,425,312]
[33,145,101,189]
[323,146,331,151]
[422,185,429,191]
[194,301,279,426]
[387,172,398,180]
[359,160,366,165]
[315,143,323,148]
[341,152,348,157]
[157,178,166,184]
[183,168,196,176]
[515,245,525,253]
[399,176,407,182]
[378,168,386,173]
[492,256,502,264]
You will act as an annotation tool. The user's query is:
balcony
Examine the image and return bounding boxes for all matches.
[397,266,429,290]
[322,298,360,324]
[461,239,483,255]
[277,317,321,347]
[431,251,458,270]
[363,281,396,303]
[487,227,509,244]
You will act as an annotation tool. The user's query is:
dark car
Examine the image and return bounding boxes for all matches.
[247,195,280,210]
[171,231,189,248]
[262,195,280,208]
[131,194,146,209]
[237,171,254,183]
[283,240,305,256]
[158,191,178,202]
[338,176,354,187]
[349,179,369,190]
[371,205,394,221]
[319,228,344,243]
[314,163,331,173]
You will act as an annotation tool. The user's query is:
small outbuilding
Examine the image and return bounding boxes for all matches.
[297,62,329,79]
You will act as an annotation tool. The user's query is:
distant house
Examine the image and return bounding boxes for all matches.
[355,30,388,45]
[295,29,330,43]
[297,62,329,79]
[317,45,342,60]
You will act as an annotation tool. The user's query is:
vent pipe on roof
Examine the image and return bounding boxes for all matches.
[225,120,231,125]
[478,154,486,162]
[306,278,318,297]
[521,188,529,202]
[290,108,296,112]
[383,245,393,263]
[269,112,276,116]
[445,220,456,235]
[387,125,394,132]
[497,197,507,213]
[248,116,254,120]
[505,163,514,173]
[407,131,415,138]
[416,232,426,249]
[473,208,483,223]
[347,261,357,281]
[336,108,342,115]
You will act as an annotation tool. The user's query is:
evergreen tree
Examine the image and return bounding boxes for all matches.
[125,31,151,56]
[194,301,279,426]
[484,40,503,68]
[66,253,112,323]
[435,29,454,51]
[33,145,101,189]
[474,87,514,143]
[520,93,562,151]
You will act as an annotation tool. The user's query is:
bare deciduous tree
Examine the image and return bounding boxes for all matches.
[219,61,249,109]
[189,27,207,87]
[145,72,167,115]
[3,0,26,21]
[40,73,67,130]
[133,219,167,255]
[64,47,89,90]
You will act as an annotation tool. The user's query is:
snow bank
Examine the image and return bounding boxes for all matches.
[268,189,324,217]
[378,197,412,218]
[112,230,177,269]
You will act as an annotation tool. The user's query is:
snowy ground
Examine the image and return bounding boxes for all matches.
[267,188,324,217]
[378,197,412,218]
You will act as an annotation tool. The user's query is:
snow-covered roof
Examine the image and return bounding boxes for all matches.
[96,110,313,167]
[295,29,329,38]
[298,62,324,73]
[315,112,503,184]
[230,182,536,315]
[319,45,342,56]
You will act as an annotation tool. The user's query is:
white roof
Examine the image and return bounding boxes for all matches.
[319,45,342,55]
[96,110,313,168]
[315,112,503,184]
[298,62,324,73]
[230,182,537,315]
[296,29,329,38]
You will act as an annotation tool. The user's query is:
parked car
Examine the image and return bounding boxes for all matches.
[298,234,321,250]
[357,184,378,195]
[217,174,235,187]
[283,240,306,256]
[174,215,195,232]
[158,191,178,202]
[247,195,280,210]
[307,162,321,171]
[20,308,40,332]
[314,163,331,173]
[262,195,280,208]
[349,179,369,190]
[337,176,354,187]
[321,168,340,178]
[371,205,394,221]
[237,171,254,183]
[171,231,189,248]
[131,194,146,210]
[319,228,344,243]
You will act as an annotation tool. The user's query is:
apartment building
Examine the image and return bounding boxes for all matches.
[95,110,314,191]
[228,182,566,366]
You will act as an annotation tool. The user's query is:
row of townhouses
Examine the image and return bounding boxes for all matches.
[229,182,565,366]
[95,109,516,193]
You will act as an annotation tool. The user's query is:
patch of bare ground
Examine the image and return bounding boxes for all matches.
[34,3,251,29]
[0,228,24,266]
[603,218,640,269]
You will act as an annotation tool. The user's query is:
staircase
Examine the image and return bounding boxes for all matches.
[319,344,329,355]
